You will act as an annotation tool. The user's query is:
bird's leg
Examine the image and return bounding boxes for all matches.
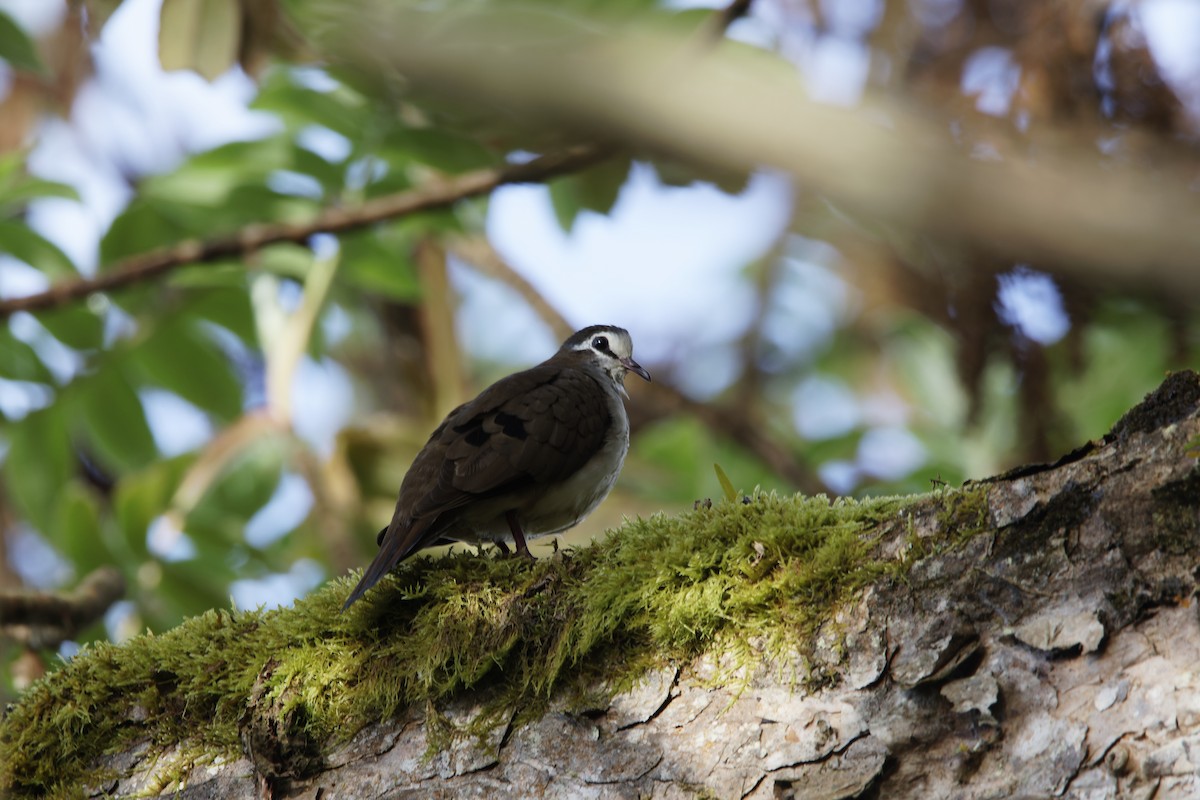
[505,510,534,559]
[492,540,511,555]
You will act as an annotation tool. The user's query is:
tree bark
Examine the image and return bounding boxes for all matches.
[47,372,1200,798]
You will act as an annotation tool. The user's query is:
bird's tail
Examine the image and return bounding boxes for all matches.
[342,517,432,609]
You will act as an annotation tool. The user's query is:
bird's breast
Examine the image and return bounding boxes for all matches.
[520,413,629,535]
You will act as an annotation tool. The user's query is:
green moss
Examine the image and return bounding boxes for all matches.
[0,486,989,798]
[888,482,990,575]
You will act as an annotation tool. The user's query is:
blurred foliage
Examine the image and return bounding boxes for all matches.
[0,0,1196,704]
[0,10,44,74]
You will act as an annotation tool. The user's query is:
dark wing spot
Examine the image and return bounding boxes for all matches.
[494,411,528,440]
[464,427,489,447]
[451,414,492,447]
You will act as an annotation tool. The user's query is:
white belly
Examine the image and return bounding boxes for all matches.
[519,419,629,535]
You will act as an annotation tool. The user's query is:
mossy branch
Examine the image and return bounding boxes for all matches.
[7,371,1196,798]
[0,487,970,796]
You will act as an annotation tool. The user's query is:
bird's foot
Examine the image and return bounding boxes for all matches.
[505,510,536,560]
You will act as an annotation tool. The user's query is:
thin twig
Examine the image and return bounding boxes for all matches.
[734,235,788,407]
[0,145,612,318]
[448,236,574,341]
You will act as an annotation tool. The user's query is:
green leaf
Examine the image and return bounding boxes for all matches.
[631,416,781,503]
[0,177,79,216]
[207,183,317,230]
[548,157,631,231]
[142,137,295,205]
[0,10,44,73]
[359,166,414,199]
[339,226,422,301]
[157,558,234,617]
[0,327,53,383]
[1055,303,1172,444]
[0,150,22,187]
[253,78,370,141]
[129,319,243,420]
[383,128,498,173]
[114,455,194,559]
[100,199,190,264]
[74,366,159,473]
[51,481,107,574]
[258,242,314,279]
[39,306,104,350]
[178,283,258,345]
[714,462,738,502]
[0,219,78,278]
[166,260,246,290]
[185,436,285,542]
[5,405,72,531]
[291,144,347,190]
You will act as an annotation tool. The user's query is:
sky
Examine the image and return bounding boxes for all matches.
[2,0,1198,611]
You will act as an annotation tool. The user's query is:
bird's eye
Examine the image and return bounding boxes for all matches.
[592,336,609,351]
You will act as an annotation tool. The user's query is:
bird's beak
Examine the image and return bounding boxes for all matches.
[622,357,651,382]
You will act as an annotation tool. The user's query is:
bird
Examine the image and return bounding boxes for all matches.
[343,324,651,608]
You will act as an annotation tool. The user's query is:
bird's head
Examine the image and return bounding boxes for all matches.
[562,325,651,394]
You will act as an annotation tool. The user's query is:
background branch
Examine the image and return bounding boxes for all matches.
[0,567,125,650]
[0,145,612,318]
[448,237,575,341]
[328,9,1200,295]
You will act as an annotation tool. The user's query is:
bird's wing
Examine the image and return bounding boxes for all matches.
[343,365,611,608]
[415,364,611,515]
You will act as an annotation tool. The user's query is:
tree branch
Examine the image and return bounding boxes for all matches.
[7,372,1200,798]
[447,236,575,342]
[0,566,125,650]
[0,145,612,319]
[327,8,1200,294]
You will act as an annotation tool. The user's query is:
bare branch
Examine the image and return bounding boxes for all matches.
[448,237,575,342]
[0,145,612,319]
[0,567,125,649]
